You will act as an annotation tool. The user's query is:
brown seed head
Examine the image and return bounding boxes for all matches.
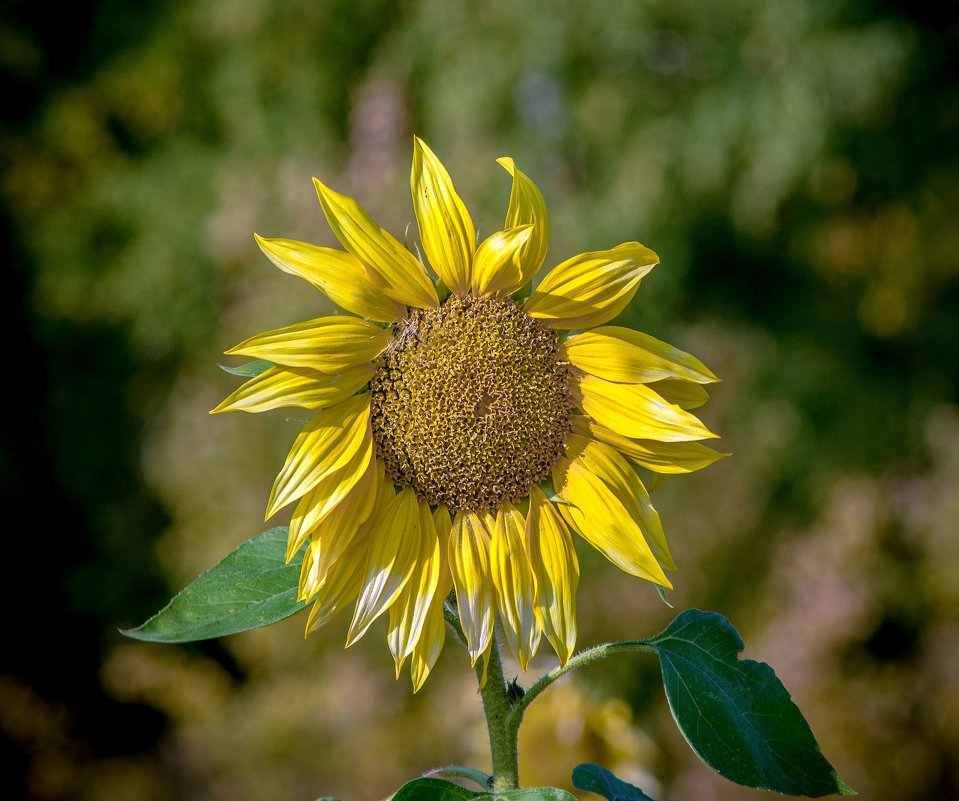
[369,295,572,512]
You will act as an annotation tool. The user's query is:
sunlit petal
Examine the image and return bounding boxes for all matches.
[211,363,374,415]
[254,235,405,322]
[408,505,454,691]
[314,178,439,309]
[497,157,549,287]
[289,457,381,570]
[388,500,443,675]
[471,225,534,297]
[573,372,717,442]
[491,502,541,671]
[561,326,719,384]
[571,416,728,474]
[347,488,421,645]
[449,511,494,664]
[225,316,390,373]
[566,434,674,571]
[646,379,709,410]
[526,485,578,665]
[552,455,671,587]
[411,137,475,296]
[524,242,659,329]
[305,547,367,634]
[266,394,372,519]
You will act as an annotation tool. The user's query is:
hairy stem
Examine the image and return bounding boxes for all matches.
[477,624,519,792]
[445,602,519,791]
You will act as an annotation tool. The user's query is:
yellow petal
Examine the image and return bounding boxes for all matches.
[574,372,717,442]
[314,178,439,310]
[266,394,371,518]
[647,379,709,410]
[254,235,405,322]
[498,157,549,287]
[410,594,447,693]
[408,505,455,691]
[560,326,719,384]
[298,466,394,602]
[552,456,671,587]
[571,416,727,474]
[411,137,476,297]
[285,430,373,551]
[290,456,381,572]
[526,485,578,666]
[474,642,492,691]
[299,537,325,602]
[470,225,534,298]
[388,500,442,675]
[433,505,453,546]
[449,511,494,664]
[491,502,541,671]
[524,242,659,329]
[347,488,422,645]
[299,534,370,605]
[225,316,390,373]
[566,435,674,571]
[305,548,367,634]
[290,460,396,600]
[211,363,374,415]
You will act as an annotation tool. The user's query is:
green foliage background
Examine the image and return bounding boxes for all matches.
[2,0,957,798]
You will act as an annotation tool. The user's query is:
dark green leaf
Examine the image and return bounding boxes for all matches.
[391,778,576,801]
[120,527,306,643]
[218,359,275,377]
[392,778,484,801]
[571,763,659,801]
[647,609,853,797]
[494,790,577,801]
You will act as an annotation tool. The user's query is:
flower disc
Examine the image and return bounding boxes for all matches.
[370,295,573,511]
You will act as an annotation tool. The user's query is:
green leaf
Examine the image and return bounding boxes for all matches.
[392,778,484,801]
[571,763,660,801]
[390,778,576,801]
[218,359,275,377]
[647,609,853,797]
[120,527,307,643]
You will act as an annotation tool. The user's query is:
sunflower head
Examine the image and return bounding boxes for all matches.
[214,137,724,689]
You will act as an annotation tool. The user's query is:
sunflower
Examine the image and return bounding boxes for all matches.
[213,138,723,691]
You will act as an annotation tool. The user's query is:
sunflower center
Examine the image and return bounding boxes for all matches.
[369,294,573,512]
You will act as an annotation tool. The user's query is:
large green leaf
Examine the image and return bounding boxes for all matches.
[392,778,483,801]
[571,763,659,801]
[497,791,577,801]
[391,778,576,801]
[121,527,306,642]
[647,610,853,797]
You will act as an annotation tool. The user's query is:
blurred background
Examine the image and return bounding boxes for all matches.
[3,0,958,799]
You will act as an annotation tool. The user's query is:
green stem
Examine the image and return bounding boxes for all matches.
[445,603,519,791]
[504,640,656,745]
[477,624,519,792]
